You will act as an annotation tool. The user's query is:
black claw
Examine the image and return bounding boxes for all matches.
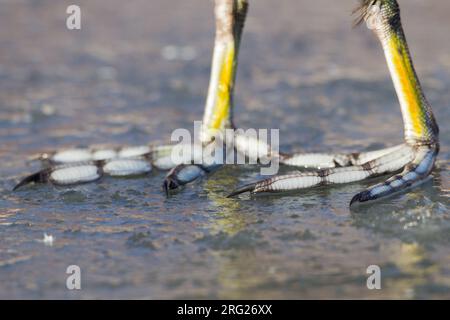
[162,176,180,197]
[227,183,257,198]
[162,180,169,197]
[13,170,48,191]
[349,190,372,207]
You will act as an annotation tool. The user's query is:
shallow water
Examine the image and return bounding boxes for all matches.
[0,0,449,299]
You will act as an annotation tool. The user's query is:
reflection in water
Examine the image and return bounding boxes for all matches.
[203,166,263,298]
[203,167,252,236]
[388,243,438,299]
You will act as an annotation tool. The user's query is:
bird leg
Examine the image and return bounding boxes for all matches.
[229,0,439,207]
[163,0,248,194]
[13,0,250,192]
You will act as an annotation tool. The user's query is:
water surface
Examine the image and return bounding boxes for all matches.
[0,0,449,299]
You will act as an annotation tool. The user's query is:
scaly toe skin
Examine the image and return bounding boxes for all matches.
[349,144,438,208]
[162,164,212,197]
[228,143,430,203]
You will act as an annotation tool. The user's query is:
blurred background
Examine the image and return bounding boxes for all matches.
[0,0,449,299]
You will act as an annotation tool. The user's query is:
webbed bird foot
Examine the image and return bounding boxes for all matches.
[350,143,439,206]
[162,162,221,197]
[229,143,439,207]
[13,155,156,190]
